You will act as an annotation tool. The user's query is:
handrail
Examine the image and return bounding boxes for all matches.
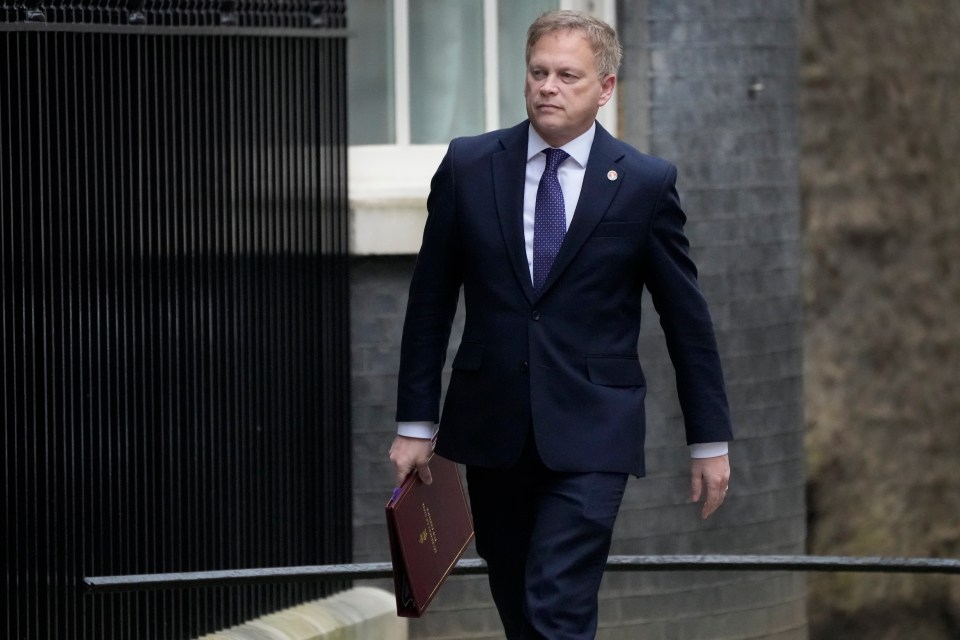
[84,554,960,593]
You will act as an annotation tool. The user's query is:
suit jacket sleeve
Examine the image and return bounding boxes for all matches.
[642,164,733,445]
[395,141,463,423]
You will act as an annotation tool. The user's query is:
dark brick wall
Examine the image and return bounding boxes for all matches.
[611,0,808,637]
[350,1,807,636]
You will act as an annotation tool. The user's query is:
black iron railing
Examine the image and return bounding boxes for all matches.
[0,1,345,29]
[83,554,960,593]
[2,2,350,639]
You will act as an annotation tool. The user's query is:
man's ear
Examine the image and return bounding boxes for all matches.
[598,74,616,107]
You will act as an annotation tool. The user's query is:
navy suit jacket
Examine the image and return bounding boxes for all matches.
[396,121,732,477]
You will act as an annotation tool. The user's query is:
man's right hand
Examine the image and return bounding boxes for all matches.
[388,435,434,487]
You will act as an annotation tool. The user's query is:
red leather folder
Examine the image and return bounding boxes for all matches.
[385,454,474,617]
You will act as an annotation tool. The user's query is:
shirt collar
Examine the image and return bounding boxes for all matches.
[526,122,595,168]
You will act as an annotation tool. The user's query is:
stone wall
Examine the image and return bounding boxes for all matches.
[800,1,960,637]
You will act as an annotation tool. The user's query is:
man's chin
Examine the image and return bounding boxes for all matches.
[532,119,566,136]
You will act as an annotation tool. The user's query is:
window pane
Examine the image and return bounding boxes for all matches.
[499,0,559,127]
[348,0,395,144]
[409,0,485,144]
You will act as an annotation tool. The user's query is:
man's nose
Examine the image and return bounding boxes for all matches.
[539,77,559,94]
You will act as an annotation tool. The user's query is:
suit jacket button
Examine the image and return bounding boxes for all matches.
[531,310,541,321]
[520,361,529,372]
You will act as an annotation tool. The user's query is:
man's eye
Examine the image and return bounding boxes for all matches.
[531,70,545,79]
[562,73,578,82]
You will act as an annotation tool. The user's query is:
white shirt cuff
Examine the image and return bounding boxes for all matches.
[690,442,729,458]
[397,421,437,440]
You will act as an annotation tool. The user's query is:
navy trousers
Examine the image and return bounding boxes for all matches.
[466,436,628,639]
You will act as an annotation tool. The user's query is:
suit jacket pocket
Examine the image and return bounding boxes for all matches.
[587,356,645,387]
[452,341,484,371]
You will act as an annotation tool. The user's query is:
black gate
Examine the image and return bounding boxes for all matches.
[1,2,351,638]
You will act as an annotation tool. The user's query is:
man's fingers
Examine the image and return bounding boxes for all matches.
[701,485,722,519]
[395,465,412,488]
[390,453,411,487]
[395,462,431,487]
[690,454,731,519]
[417,461,433,486]
[389,435,434,486]
[690,472,703,503]
[700,474,731,519]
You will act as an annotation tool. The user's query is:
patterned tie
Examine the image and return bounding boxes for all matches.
[533,147,569,291]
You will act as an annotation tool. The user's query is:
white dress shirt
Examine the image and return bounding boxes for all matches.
[398,123,727,459]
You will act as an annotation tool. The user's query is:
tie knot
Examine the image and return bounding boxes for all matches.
[543,148,568,173]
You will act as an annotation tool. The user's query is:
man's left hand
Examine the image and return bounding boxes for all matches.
[690,454,730,519]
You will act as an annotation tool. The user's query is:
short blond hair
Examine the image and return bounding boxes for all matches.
[525,10,622,78]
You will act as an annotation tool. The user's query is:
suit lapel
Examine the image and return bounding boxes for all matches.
[537,124,626,297]
[492,123,537,303]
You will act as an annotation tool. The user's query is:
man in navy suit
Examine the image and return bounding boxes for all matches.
[389,10,733,639]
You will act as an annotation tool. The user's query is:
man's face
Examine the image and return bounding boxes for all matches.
[524,29,616,148]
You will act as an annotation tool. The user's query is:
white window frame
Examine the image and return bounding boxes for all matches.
[349,0,617,254]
